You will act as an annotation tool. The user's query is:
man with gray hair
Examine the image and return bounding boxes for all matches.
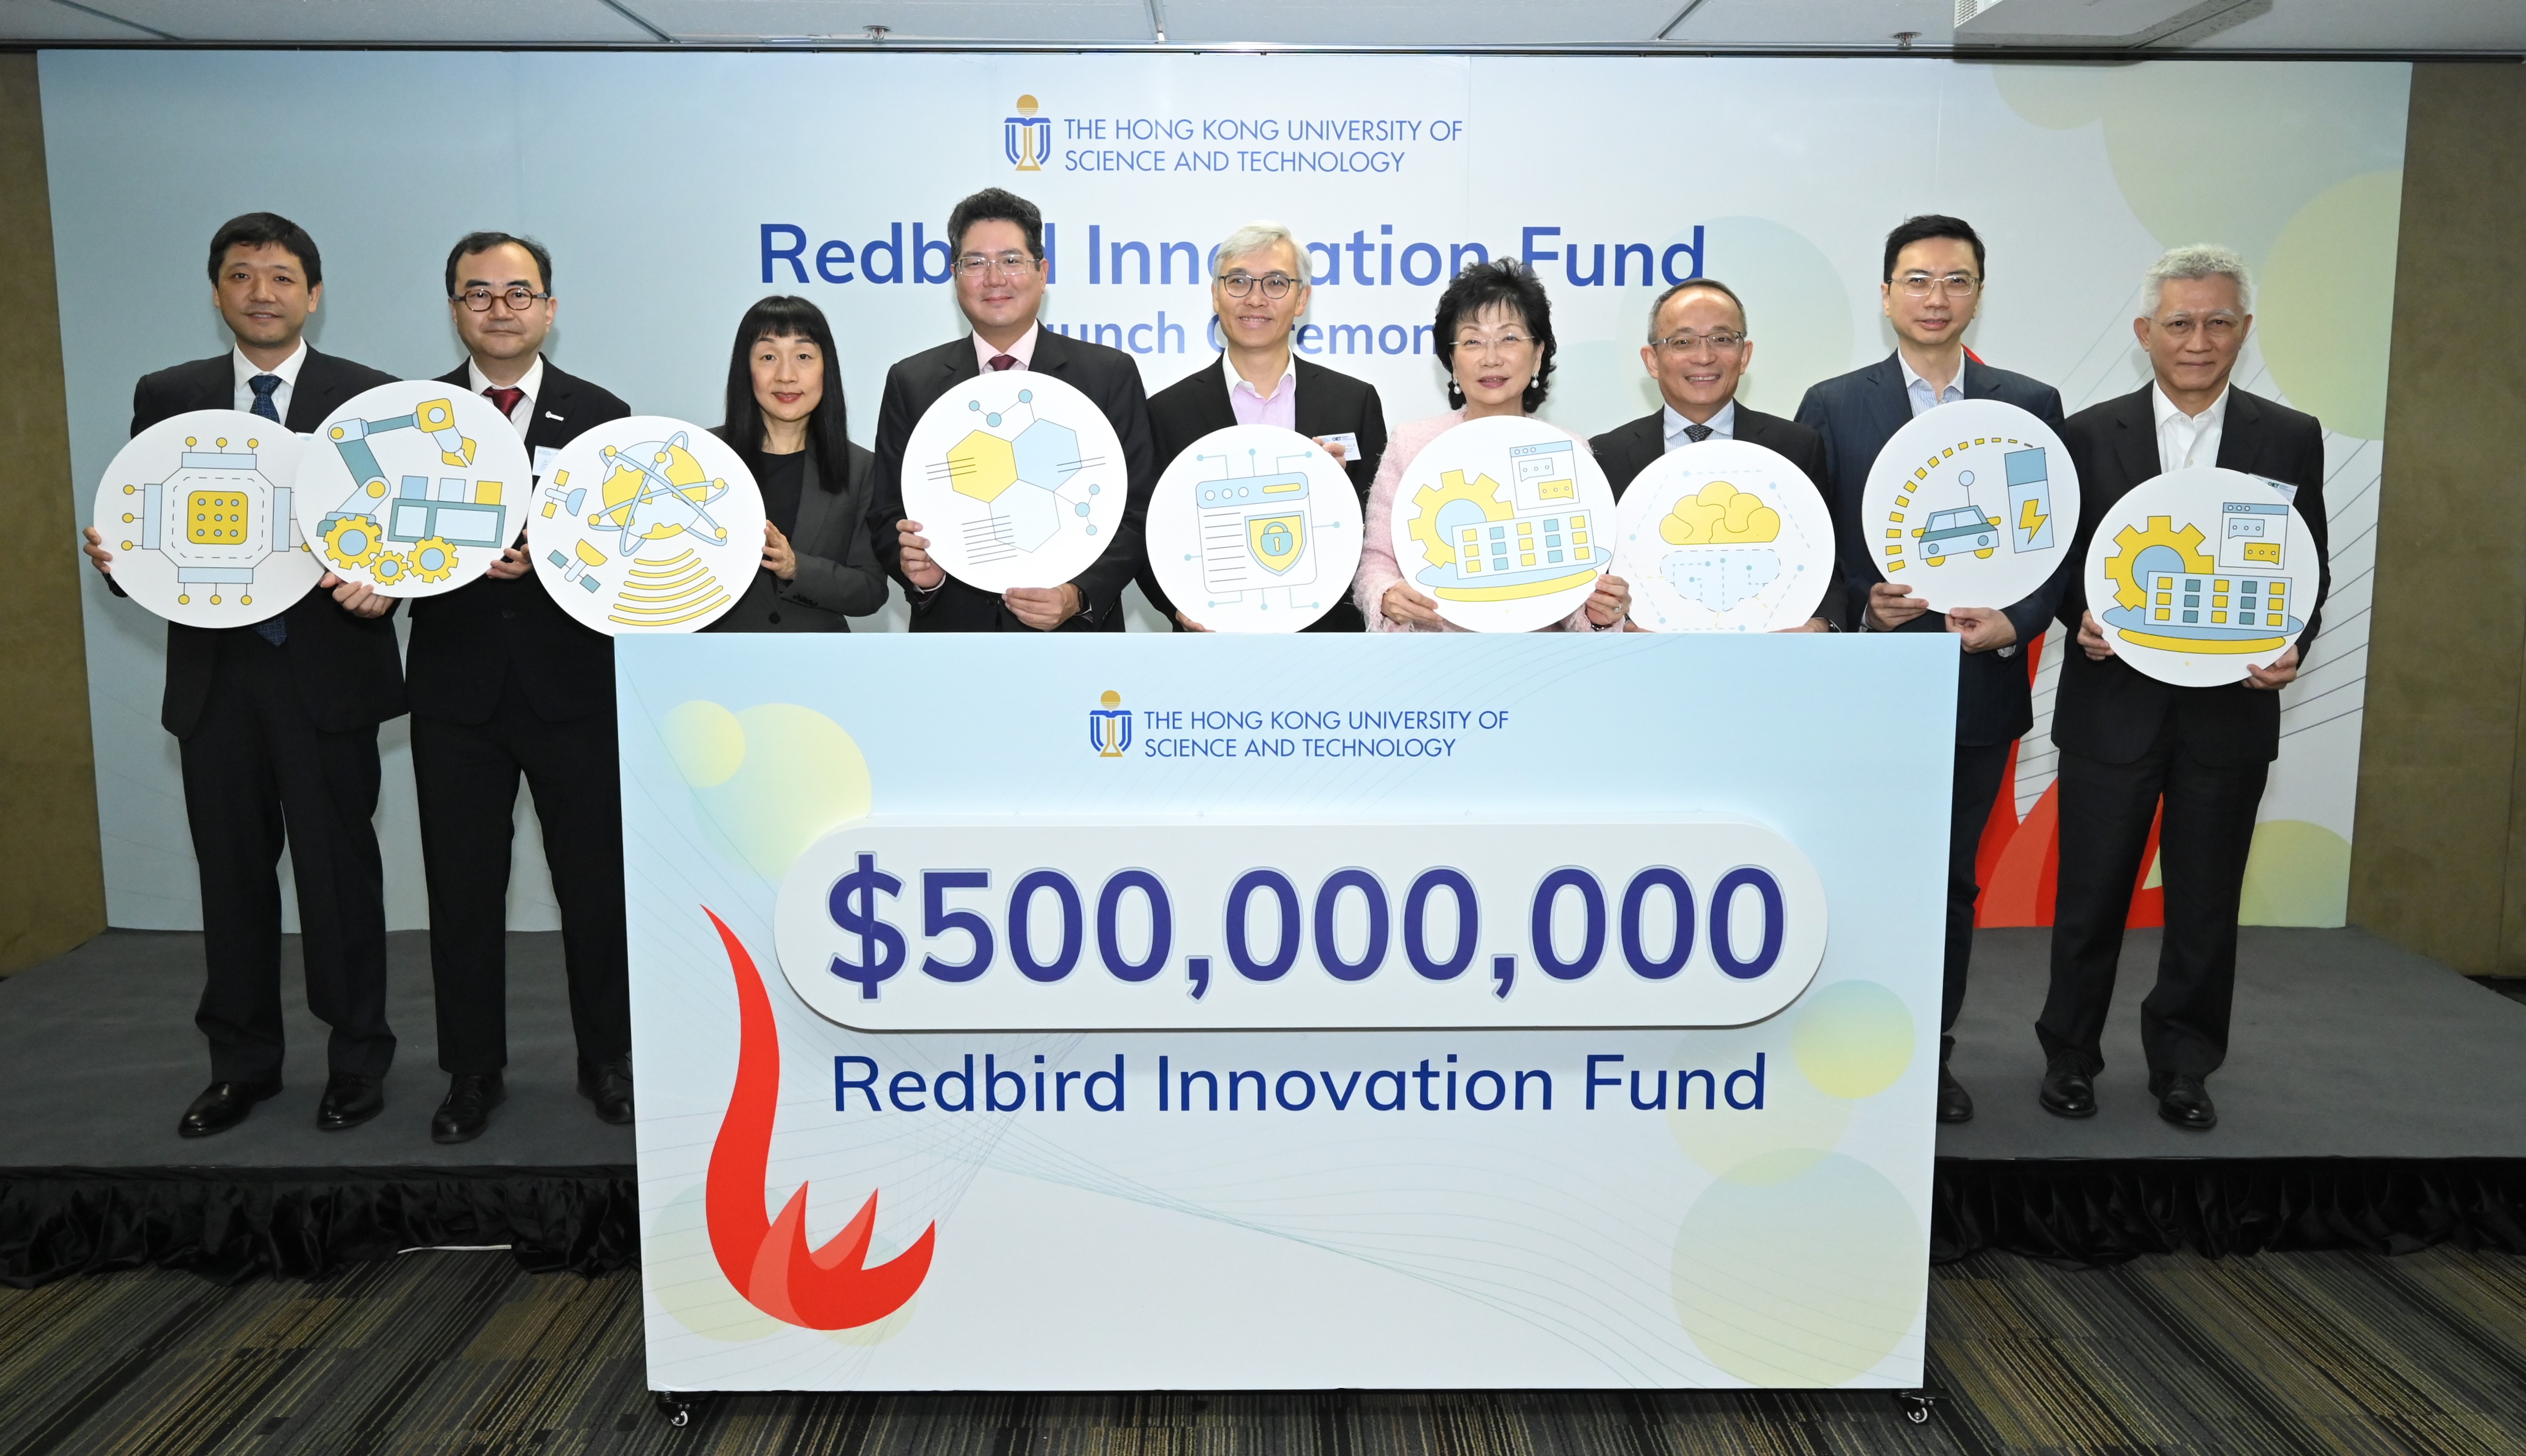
[1136,220,1388,631]
[2036,243,2330,1131]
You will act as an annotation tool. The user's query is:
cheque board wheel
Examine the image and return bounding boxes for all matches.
[652,1390,701,1427]
[1894,1389,1940,1424]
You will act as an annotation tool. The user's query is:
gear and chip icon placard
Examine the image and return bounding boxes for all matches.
[1145,423,1361,632]
[899,372,1128,594]
[1858,398,2079,614]
[2083,466,2323,688]
[1613,439,1836,632]
[91,409,323,627]
[291,381,531,598]
[1387,415,1616,632]
[524,416,765,634]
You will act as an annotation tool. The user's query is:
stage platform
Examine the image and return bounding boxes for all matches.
[2,926,2522,1285]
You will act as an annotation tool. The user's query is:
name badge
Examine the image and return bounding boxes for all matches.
[1316,432,1361,463]
[533,445,560,482]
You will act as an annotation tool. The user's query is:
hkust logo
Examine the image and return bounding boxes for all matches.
[1090,689,1131,758]
[1007,94,1050,172]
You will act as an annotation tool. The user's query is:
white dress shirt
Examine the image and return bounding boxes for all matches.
[467,353,546,437]
[2152,381,2230,474]
[1661,399,1737,452]
[973,323,1041,373]
[230,339,308,420]
[1898,351,1965,417]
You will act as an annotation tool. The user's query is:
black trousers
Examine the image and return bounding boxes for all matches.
[411,681,630,1076]
[1943,740,2015,1053]
[2038,720,2267,1079]
[179,635,394,1083]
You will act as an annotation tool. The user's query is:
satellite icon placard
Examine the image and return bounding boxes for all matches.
[91,409,322,627]
[525,416,765,634]
[1145,424,1362,631]
[899,372,1128,594]
[293,381,531,597]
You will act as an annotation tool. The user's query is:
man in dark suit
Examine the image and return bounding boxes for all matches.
[1135,221,1388,632]
[2037,246,2327,1132]
[407,232,635,1143]
[80,213,402,1138]
[1795,215,2069,1126]
[1590,276,1841,630]
[871,188,1155,631]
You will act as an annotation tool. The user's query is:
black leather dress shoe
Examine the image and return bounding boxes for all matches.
[578,1058,635,1125]
[2152,1072,2218,1130]
[2038,1051,2098,1119]
[316,1075,384,1131]
[178,1079,282,1139]
[431,1073,505,1144]
[1936,1063,1975,1124]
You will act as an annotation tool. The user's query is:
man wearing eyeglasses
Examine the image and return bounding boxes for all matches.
[1795,214,2069,1127]
[406,231,637,1144]
[872,188,1155,631]
[1589,276,1840,631]
[1135,220,1389,631]
[2036,245,2327,1132]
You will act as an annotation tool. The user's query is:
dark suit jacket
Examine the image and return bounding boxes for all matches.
[1135,353,1389,632]
[403,360,631,725]
[1588,402,1846,629]
[128,347,404,738]
[704,433,888,632]
[1796,353,2070,746]
[2052,383,2329,766]
[869,329,1156,632]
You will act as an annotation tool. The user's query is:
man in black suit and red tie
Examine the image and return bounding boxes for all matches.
[408,232,636,1143]
[1588,276,1843,631]
[2038,245,2329,1132]
[1135,220,1388,632]
[871,188,1156,631]
[80,212,402,1138]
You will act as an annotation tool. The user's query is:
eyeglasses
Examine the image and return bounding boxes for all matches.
[2155,314,2244,340]
[1652,329,1749,354]
[1454,332,1535,355]
[955,252,1039,278]
[1219,272,1299,299]
[455,286,550,312]
[1895,272,1981,298]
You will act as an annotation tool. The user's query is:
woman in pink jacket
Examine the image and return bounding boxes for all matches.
[1354,260,1631,633]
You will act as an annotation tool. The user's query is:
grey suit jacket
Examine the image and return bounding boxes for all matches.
[705,436,889,632]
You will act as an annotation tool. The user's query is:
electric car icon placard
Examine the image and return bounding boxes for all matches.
[1914,506,2001,565]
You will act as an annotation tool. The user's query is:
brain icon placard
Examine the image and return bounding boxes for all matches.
[1616,439,1836,632]
[526,416,765,634]
[1860,399,2079,614]
[1387,414,1615,632]
[2083,466,2323,688]
[1146,424,1362,632]
[91,410,321,627]
[900,372,1128,593]
[292,381,532,598]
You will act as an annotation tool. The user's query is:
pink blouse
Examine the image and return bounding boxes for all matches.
[1352,410,1598,633]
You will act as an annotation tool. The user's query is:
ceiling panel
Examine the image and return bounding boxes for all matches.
[632,0,1152,41]
[2183,0,2526,50]
[50,0,656,42]
[1161,0,1684,46]
[0,0,171,39]
[1664,0,1956,48]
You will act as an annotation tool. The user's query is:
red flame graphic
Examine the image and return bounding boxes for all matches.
[703,908,936,1329]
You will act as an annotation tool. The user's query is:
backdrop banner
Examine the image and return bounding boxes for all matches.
[44,50,2403,936]
[622,631,1953,1390]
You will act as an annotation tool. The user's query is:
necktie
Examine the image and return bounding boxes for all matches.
[484,385,525,419]
[987,354,1019,372]
[248,374,282,421]
[1684,423,1713,444]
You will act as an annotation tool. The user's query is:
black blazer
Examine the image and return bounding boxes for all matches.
[2052,383,2329,767]
[869,329,1156,632]
[403,360,631,726]
[128,347,404,738]
[704,434,888,632]
[1587,402,1846,629]
[1135,353,1390,632]
[1796,353,2070,747]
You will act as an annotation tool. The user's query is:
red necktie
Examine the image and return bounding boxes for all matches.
[987,354,1019,372]
[485,385,525,417]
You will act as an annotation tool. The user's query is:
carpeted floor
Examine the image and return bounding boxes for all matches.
[2,1246,2523,1456]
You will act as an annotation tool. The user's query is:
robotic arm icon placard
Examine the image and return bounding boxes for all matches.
[1144,424,1362,632]
[92,409,322,627]
[293,381,531,597]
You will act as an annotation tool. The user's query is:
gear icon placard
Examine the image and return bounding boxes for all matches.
[524,416,765,635]
[291,381,531,598]
[2083,466,2323,688]
[89,409,322,627]
[1858,398,2079,614]
[1144,424,1361,632]
[1387,415,1616,632]
[898,372,1129,594]
[1614,439,1837,632]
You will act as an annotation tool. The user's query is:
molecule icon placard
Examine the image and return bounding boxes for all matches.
[898,372,1128,594]
[1146,424,1362,632]
[1387,414,1615,632]
[90,409,322,627]
[293,381,532,598]
[1613,439,1836,633]
[2083,466,2322,688]
[1859,398,2079,614]
[525,416,765,634]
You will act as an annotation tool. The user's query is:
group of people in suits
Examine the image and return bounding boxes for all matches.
[78,191,2320,1145]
